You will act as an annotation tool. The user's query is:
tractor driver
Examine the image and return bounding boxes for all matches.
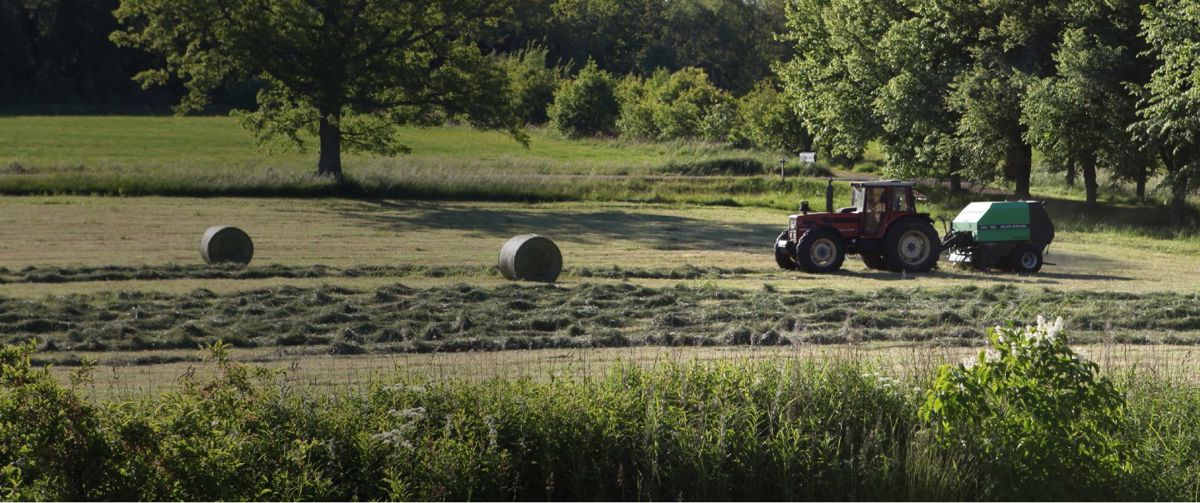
[866,188,887,233]
[890,188,910,212]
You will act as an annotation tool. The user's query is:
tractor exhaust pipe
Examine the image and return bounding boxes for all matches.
[825,179,834,213]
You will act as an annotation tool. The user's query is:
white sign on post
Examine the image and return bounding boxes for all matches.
[799,152,817,164]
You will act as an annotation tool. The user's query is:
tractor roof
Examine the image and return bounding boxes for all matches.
[850,180,914,188]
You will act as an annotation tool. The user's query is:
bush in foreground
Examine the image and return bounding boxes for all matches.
[4,320,1200,500]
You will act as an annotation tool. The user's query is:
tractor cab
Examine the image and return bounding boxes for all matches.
[774,180,940,273]
[847,182,919,237]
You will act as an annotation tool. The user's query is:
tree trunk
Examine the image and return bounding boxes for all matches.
[949,173,962,193]
[1170,172,1190,228]
[1082,155,1098,210]
[318,116,342,178]
[1136,173,1146,205]
[1065,160,1076,187]
[1007,142,1033,200]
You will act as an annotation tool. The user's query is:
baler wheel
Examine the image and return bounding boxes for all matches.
[795,228,845,273]
[1011,246,1043,273]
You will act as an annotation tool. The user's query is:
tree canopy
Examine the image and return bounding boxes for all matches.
[112,0,527,177]
[779,0,1200,224]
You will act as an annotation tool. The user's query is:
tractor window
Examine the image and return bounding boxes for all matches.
[891,189,911,212]
[851,186,865,211]
[863,187,887,234]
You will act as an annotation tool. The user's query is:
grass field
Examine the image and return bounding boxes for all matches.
[0,197,1194,295]
[7,116,1200,501]
[45,339,1200,400]
[0,116,797,176]
[1,116,1199,386]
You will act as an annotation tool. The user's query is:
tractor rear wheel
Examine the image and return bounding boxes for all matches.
[774,231,798,270]
[1010,246,1043,273]
[795,227,845,273]
[861,253,887,270]
[883,219,939,272]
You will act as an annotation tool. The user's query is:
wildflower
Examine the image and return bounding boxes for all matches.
[385,383,427,394]
[389,407,426,419]
[372,429,415,450]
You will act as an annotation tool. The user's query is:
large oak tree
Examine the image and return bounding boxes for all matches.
[112,0,526,177]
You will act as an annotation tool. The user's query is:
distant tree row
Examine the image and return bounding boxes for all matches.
[0,0,787,111]
[543,62,809,153]
[491,0,790,94]
[779,0,1200,225]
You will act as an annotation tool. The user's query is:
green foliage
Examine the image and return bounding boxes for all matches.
[543,0,788,93]
[549,61,620,138]
[921,318,1131,499]
[111,0,527,176]
[16,317,1200,499]
[948,58,1030,185]
[776,0,896,161]
[498,45,567,125]
[0,341,110,500]
[616,67,734,141]
[1133,0,1200,225]
[737,80,811,153]
[0,339,930,500]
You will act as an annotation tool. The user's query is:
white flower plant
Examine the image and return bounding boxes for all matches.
[919,317,1131,496]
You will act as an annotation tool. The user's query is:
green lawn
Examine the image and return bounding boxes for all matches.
[0,115,788,176]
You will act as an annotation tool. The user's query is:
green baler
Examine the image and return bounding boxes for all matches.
[940,201,1055,273]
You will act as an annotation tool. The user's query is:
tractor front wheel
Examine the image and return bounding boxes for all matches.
[774,231,798,270]
[883,219,939,272]
[1010,246,1043,273]
[795,228,845,273]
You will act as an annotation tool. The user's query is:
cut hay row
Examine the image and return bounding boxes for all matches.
[6,282,1200,360]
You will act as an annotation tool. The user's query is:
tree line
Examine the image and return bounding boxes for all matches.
[5,0,1200,226]
[0,0,786,110]
[780,0,1200,226]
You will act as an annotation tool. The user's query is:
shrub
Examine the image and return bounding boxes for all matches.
[700,100,739,142]
[0,342,111,500]
[548,61,619,138]
[615,74,657,138]
[617,67,734,141]
[498,45,566,125]
[737,80,811,153]
[920,317,1132,499]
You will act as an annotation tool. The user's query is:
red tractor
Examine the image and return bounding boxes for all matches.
[774,180,940,273]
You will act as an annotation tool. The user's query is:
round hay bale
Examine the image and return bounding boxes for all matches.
[498,234,562,283]
[200,225,254,265]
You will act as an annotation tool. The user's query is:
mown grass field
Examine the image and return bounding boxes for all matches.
[0,197,1193,295]
[5,116,1200,501]
[0,116,1198,391]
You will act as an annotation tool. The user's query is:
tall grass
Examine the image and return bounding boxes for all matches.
[6,334,1200,501]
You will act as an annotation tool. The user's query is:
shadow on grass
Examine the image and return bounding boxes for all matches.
[830,260,1132,284]
[332,199,784,251]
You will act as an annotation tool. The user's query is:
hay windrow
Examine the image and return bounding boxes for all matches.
[4,282,1200,360]
[0,264,762,284]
